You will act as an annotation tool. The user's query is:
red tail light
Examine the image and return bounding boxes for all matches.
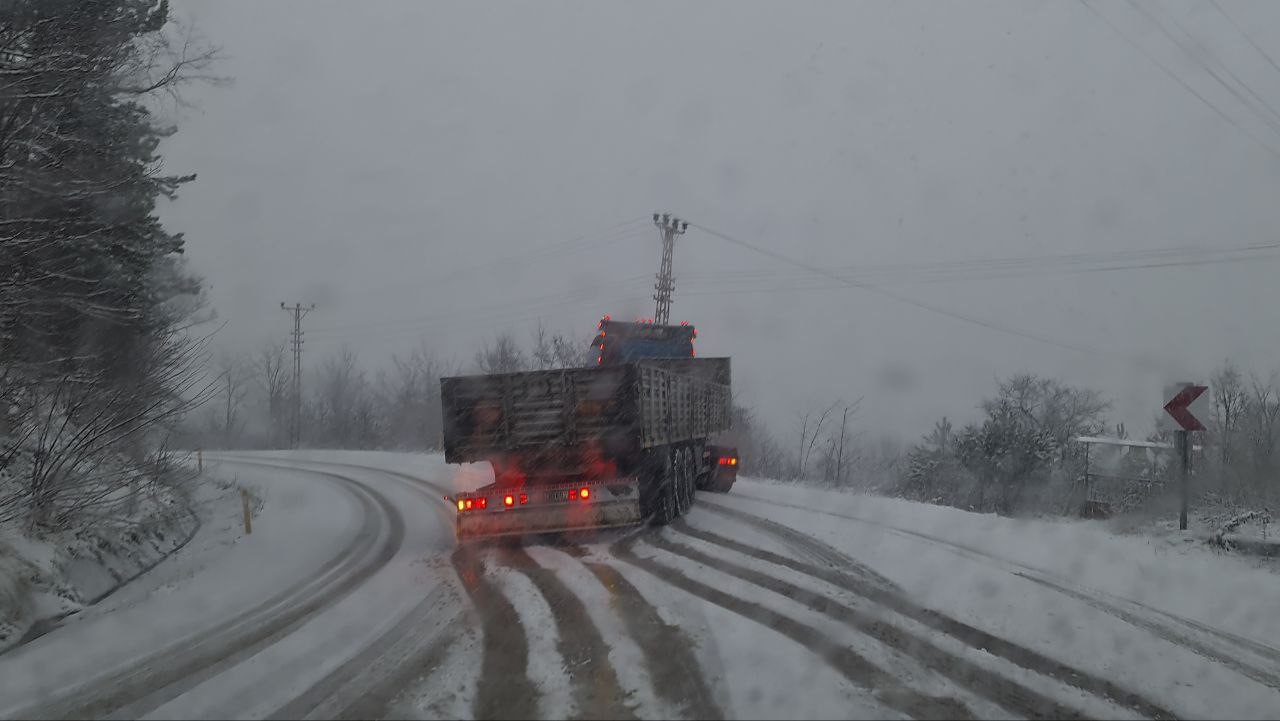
[519,494,528,505]
[569,489,579,500]
[465,499,474,510]
[477,497,487,509]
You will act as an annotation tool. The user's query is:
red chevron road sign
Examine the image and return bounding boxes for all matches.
[1164,384,1208,432]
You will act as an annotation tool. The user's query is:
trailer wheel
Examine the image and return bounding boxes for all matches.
[678,448,695,514]
[650,449,678,526]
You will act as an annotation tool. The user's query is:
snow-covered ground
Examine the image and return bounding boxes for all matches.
[0,479,202,654]
[2,450,1279,719]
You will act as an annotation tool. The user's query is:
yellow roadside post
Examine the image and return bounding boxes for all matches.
[241,488,252,535]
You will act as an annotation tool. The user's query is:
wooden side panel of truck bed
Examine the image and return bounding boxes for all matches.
[441,358,731,463]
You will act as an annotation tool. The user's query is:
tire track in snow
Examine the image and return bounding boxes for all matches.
[715,492,1280,690]
[697,502,899,592]
[653,528,1089,721]
[581,560,724,720]
[263,583,462,720]
[331,621,461,721]
[210,456,470,719]
[1011,571,1280,691]
[15,463,404,721]
[495,545,640,721]
[450,546,541,721]
[679,514,1179,720]
[611,535,976,721]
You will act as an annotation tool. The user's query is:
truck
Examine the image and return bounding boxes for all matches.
[441,316,738,541]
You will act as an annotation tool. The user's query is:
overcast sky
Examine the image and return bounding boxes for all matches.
[160,0,1280,441]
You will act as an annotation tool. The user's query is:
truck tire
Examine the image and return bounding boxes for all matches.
[678,447,696,514]
[649,449,679,526]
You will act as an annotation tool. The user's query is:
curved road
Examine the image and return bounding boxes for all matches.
[1,451,1277,719]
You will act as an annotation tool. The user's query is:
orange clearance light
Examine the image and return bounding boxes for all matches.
[580,487,590,499]
[730,458,738,466]
[504,495,514,507]
[519,494,528,505]
[457,499,466,511]
[465,499,474,510]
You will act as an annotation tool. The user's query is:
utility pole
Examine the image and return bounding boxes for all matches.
[281,302,315,448]
[652,212,687,325]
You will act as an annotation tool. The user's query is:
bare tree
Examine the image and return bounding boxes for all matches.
[1211,361,1247,465]
[210,355,251,448]
[829,399,863,485]
[312,345,370,447]
[378,342,452,449]
[475,332,527,374]
[551,331,595,368]
[254,342,289,448]
[795,399,841,480]
[1243,371,1280,481]
[2,330,216,529]
[531,321,554,370]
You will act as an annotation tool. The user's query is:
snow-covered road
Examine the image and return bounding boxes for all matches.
[2,450,1279,719]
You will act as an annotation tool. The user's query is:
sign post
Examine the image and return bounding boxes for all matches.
[1163,382,1208,530]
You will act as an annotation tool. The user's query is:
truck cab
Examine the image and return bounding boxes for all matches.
[592,316,696,365]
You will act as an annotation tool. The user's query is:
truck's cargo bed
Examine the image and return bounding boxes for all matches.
[441,358,731,464]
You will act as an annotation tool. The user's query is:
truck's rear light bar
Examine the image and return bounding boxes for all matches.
[718,456,738,466]
[455,487,591,513]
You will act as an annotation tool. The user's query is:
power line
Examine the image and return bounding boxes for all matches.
[306,273,653,337]
[1078,0,1280,162]
[688,220,1130,359]
[306,291,654,348]
[677,240,1280,289]
[362,217,651,298]
[1127,0,1280,134]
[1210,0,1280,86]
[678,253,1280,297]
[301,235,1280,347]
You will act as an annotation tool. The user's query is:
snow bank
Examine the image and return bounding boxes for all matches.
[0,467,201,654]
[720,477,1280,652]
